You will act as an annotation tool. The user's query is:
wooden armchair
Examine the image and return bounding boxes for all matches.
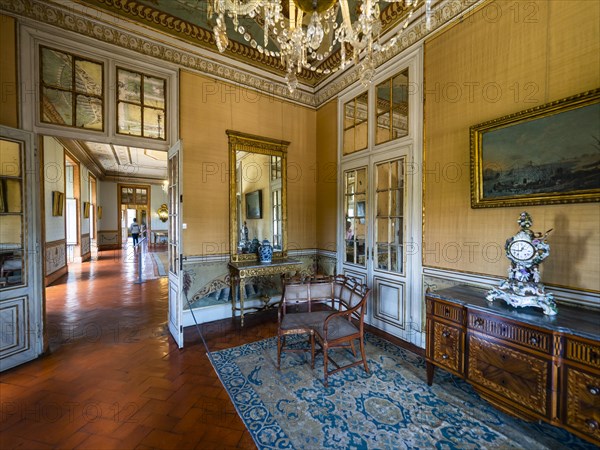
[277,277,335,369]
[314,275,370,387]
[277,275,371,386]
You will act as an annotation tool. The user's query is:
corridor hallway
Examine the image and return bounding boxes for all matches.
[0,247,271,450]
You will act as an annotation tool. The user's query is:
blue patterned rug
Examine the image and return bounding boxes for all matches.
[209,333,595,449]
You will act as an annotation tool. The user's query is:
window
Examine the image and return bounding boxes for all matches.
[343,92,369,155]
[271,156,281,181]
[120,186,147,205]
[117,68,166,140]
[375,69,409,144]
[40,46,104,130]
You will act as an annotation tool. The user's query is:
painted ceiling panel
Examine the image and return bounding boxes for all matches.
[84,141,167,179]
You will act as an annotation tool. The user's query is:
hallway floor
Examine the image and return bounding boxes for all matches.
[0,247,274,449]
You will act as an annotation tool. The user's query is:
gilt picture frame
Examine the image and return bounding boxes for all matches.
[83,201,90,218]
[245,190,262,219]
[52,191,64,216]
[470,89,600,208]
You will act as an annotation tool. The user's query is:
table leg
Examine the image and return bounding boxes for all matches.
[230,269,237,318]
[239,278,246,327]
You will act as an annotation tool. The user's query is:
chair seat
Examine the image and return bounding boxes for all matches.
[280,311,333,332]
[315,316,358,341]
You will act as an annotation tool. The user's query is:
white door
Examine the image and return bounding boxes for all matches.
[0,127,43,371]
[339,146,423,346]
[167,140,183,347]
[368,149,418,343]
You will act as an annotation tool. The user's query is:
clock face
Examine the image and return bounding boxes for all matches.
[508,240,535,261]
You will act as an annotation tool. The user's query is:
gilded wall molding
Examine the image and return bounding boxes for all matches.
[1,0,480,108]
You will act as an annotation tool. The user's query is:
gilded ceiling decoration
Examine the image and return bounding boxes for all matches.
[0,0,481,107]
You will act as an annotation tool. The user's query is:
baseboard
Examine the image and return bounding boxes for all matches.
[183,298,273,327]
[45,265,67,286]
[98,244,121,251]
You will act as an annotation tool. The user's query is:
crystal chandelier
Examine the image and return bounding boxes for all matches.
[209,0,426,92]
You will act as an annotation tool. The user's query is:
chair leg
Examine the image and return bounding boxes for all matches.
[359,335,369,373]
[350,340,357,357]
[323,344,329,387]
[310,333,315,369]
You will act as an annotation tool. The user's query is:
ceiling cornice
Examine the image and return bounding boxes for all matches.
[1,0,481,108]
[103,172,166,185]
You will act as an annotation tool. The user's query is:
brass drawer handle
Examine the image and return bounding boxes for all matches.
[474,318,484,327]
[586,419,599,431]
[441,354,449,360]
[530,336,538,345]
[442,330,450,338]
[588,385,600,396]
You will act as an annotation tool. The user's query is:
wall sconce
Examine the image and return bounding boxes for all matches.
[157,203,168,222]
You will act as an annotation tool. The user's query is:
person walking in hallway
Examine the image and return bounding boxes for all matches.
[130,217,141,247]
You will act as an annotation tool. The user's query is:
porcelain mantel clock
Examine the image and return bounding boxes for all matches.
[486,212,557,315]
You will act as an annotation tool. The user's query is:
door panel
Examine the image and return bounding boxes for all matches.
[340,151,416,343]
[372,278,406,330]
[0,128,43,371]
[167,141,183,348]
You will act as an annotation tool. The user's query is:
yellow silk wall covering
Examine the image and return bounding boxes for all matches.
[316,99,338,253]
[424,0,600,292]
[179,71,317,256]
[0,14,18,128]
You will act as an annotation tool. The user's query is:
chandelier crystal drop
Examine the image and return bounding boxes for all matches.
[209,0,426,92]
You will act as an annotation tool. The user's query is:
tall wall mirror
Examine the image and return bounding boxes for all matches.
[228,130,290,262]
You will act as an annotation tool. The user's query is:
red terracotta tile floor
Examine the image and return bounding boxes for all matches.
[0,246,275,450]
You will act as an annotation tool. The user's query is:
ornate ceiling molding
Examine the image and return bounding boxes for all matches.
[314,0,479,104]
[1,0,481,108]
[0,0,315,105]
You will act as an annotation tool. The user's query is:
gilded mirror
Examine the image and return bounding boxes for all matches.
[228,130,289,262]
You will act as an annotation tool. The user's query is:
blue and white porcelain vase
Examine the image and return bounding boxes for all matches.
[258,239,273,264]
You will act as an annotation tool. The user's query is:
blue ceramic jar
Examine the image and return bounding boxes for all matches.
[258,239,273,263]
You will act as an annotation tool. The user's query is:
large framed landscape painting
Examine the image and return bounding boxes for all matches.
[470,89,600,208]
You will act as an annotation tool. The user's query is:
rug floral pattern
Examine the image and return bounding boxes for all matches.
[210,334,596,450]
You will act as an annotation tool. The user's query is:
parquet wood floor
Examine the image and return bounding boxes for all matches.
[1,246,421,450]
[0,248,271,450]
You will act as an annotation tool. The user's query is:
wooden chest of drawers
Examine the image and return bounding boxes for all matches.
[425,285,600,446]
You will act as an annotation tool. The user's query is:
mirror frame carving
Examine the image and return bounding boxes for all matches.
[227,130,290,262]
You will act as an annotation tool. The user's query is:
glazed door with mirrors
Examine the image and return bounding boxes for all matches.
[340,146,420,344]
[167,140,183,347]
[338,48,423,347]
[0,127,43,371]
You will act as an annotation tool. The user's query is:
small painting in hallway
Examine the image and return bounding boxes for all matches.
[52,191,64,216]
[470,89,600,208]
[83,201,90,218]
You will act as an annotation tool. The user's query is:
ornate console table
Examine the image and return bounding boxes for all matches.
[228,258,302,326]
[425,285,600,445]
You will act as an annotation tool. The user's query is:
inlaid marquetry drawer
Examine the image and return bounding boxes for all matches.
[429,299,464,326]
[430,320,464,376]
[467,311,552,355]
[467,333,550,418]
[564,366,600,442]
[565,338,600,370]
